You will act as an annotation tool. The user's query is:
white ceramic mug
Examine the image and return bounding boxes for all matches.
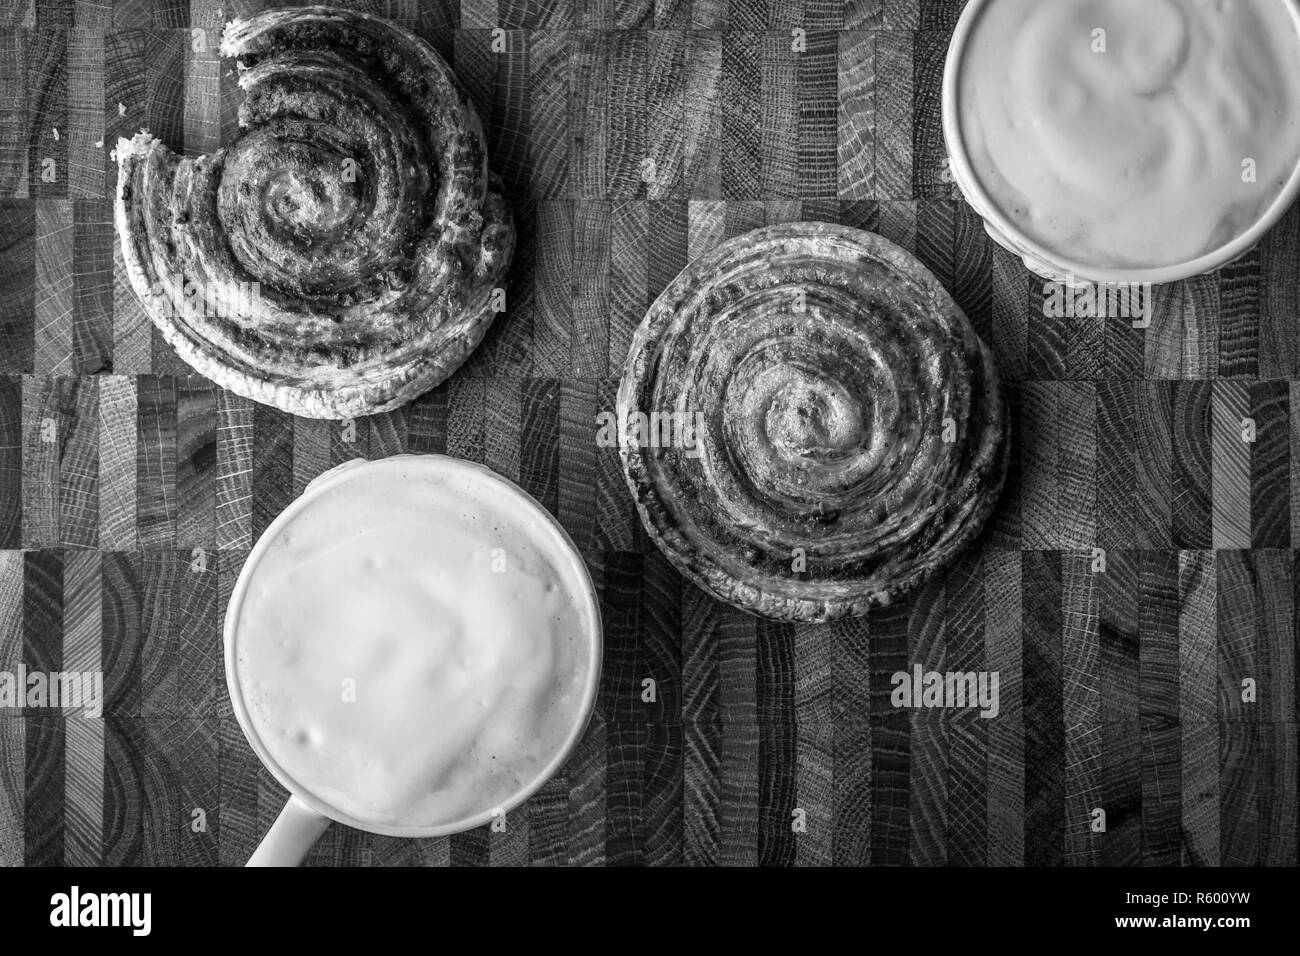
[941,0,1300,285]
[223,454,603,866]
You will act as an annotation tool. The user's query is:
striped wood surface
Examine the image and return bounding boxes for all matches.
[0,0,1296,865]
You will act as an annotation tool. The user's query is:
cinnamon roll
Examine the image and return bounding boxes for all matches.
[617,222,1008,622]
[115,6,514,419]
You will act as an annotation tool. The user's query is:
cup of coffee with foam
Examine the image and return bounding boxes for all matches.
[943,0,1300,284]
[224,454,602,865]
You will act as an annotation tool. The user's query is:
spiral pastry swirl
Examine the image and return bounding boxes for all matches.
[115,6,513,418]
[618,222,1008,622]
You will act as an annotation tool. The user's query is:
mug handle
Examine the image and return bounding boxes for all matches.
[247,795,333,867]
[243,457,364,867]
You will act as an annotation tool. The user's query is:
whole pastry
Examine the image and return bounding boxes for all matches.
[618,222,1007,623]
[115,6,514,419]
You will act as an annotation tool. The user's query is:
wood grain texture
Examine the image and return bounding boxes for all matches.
[757,618,795,865]
[1139,550,1180,865]
[0,1,1296,866]
[1022,549,1063,866]
[0,201,36,371]
[58,374,97,547]
[718,603,758,865]
[645,30,683,199]
[945,551,985,865]
[34,199,72,376]
[569,30,606,198]
[66,26,103,198]
[72,198,111,373]
[0,31,28,198]
[873,29,911,200]
[1218,249,1260,378]
[797,30,836,199]
[837,31,873,199]
[26,28,68,201]
[63,547,102,865]
[720,30,758,199]
[681,30,720,197]
[907,576,945,865]
[0,378,20,549]
[681,585,720,864]
[21,373,59,547]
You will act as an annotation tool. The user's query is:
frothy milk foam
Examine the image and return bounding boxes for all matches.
[234,462,594,828]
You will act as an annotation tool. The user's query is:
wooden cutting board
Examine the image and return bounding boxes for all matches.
[0,0,1295,866]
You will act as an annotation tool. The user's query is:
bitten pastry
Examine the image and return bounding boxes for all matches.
[115,6,514,419]
[617,222,1008,623]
